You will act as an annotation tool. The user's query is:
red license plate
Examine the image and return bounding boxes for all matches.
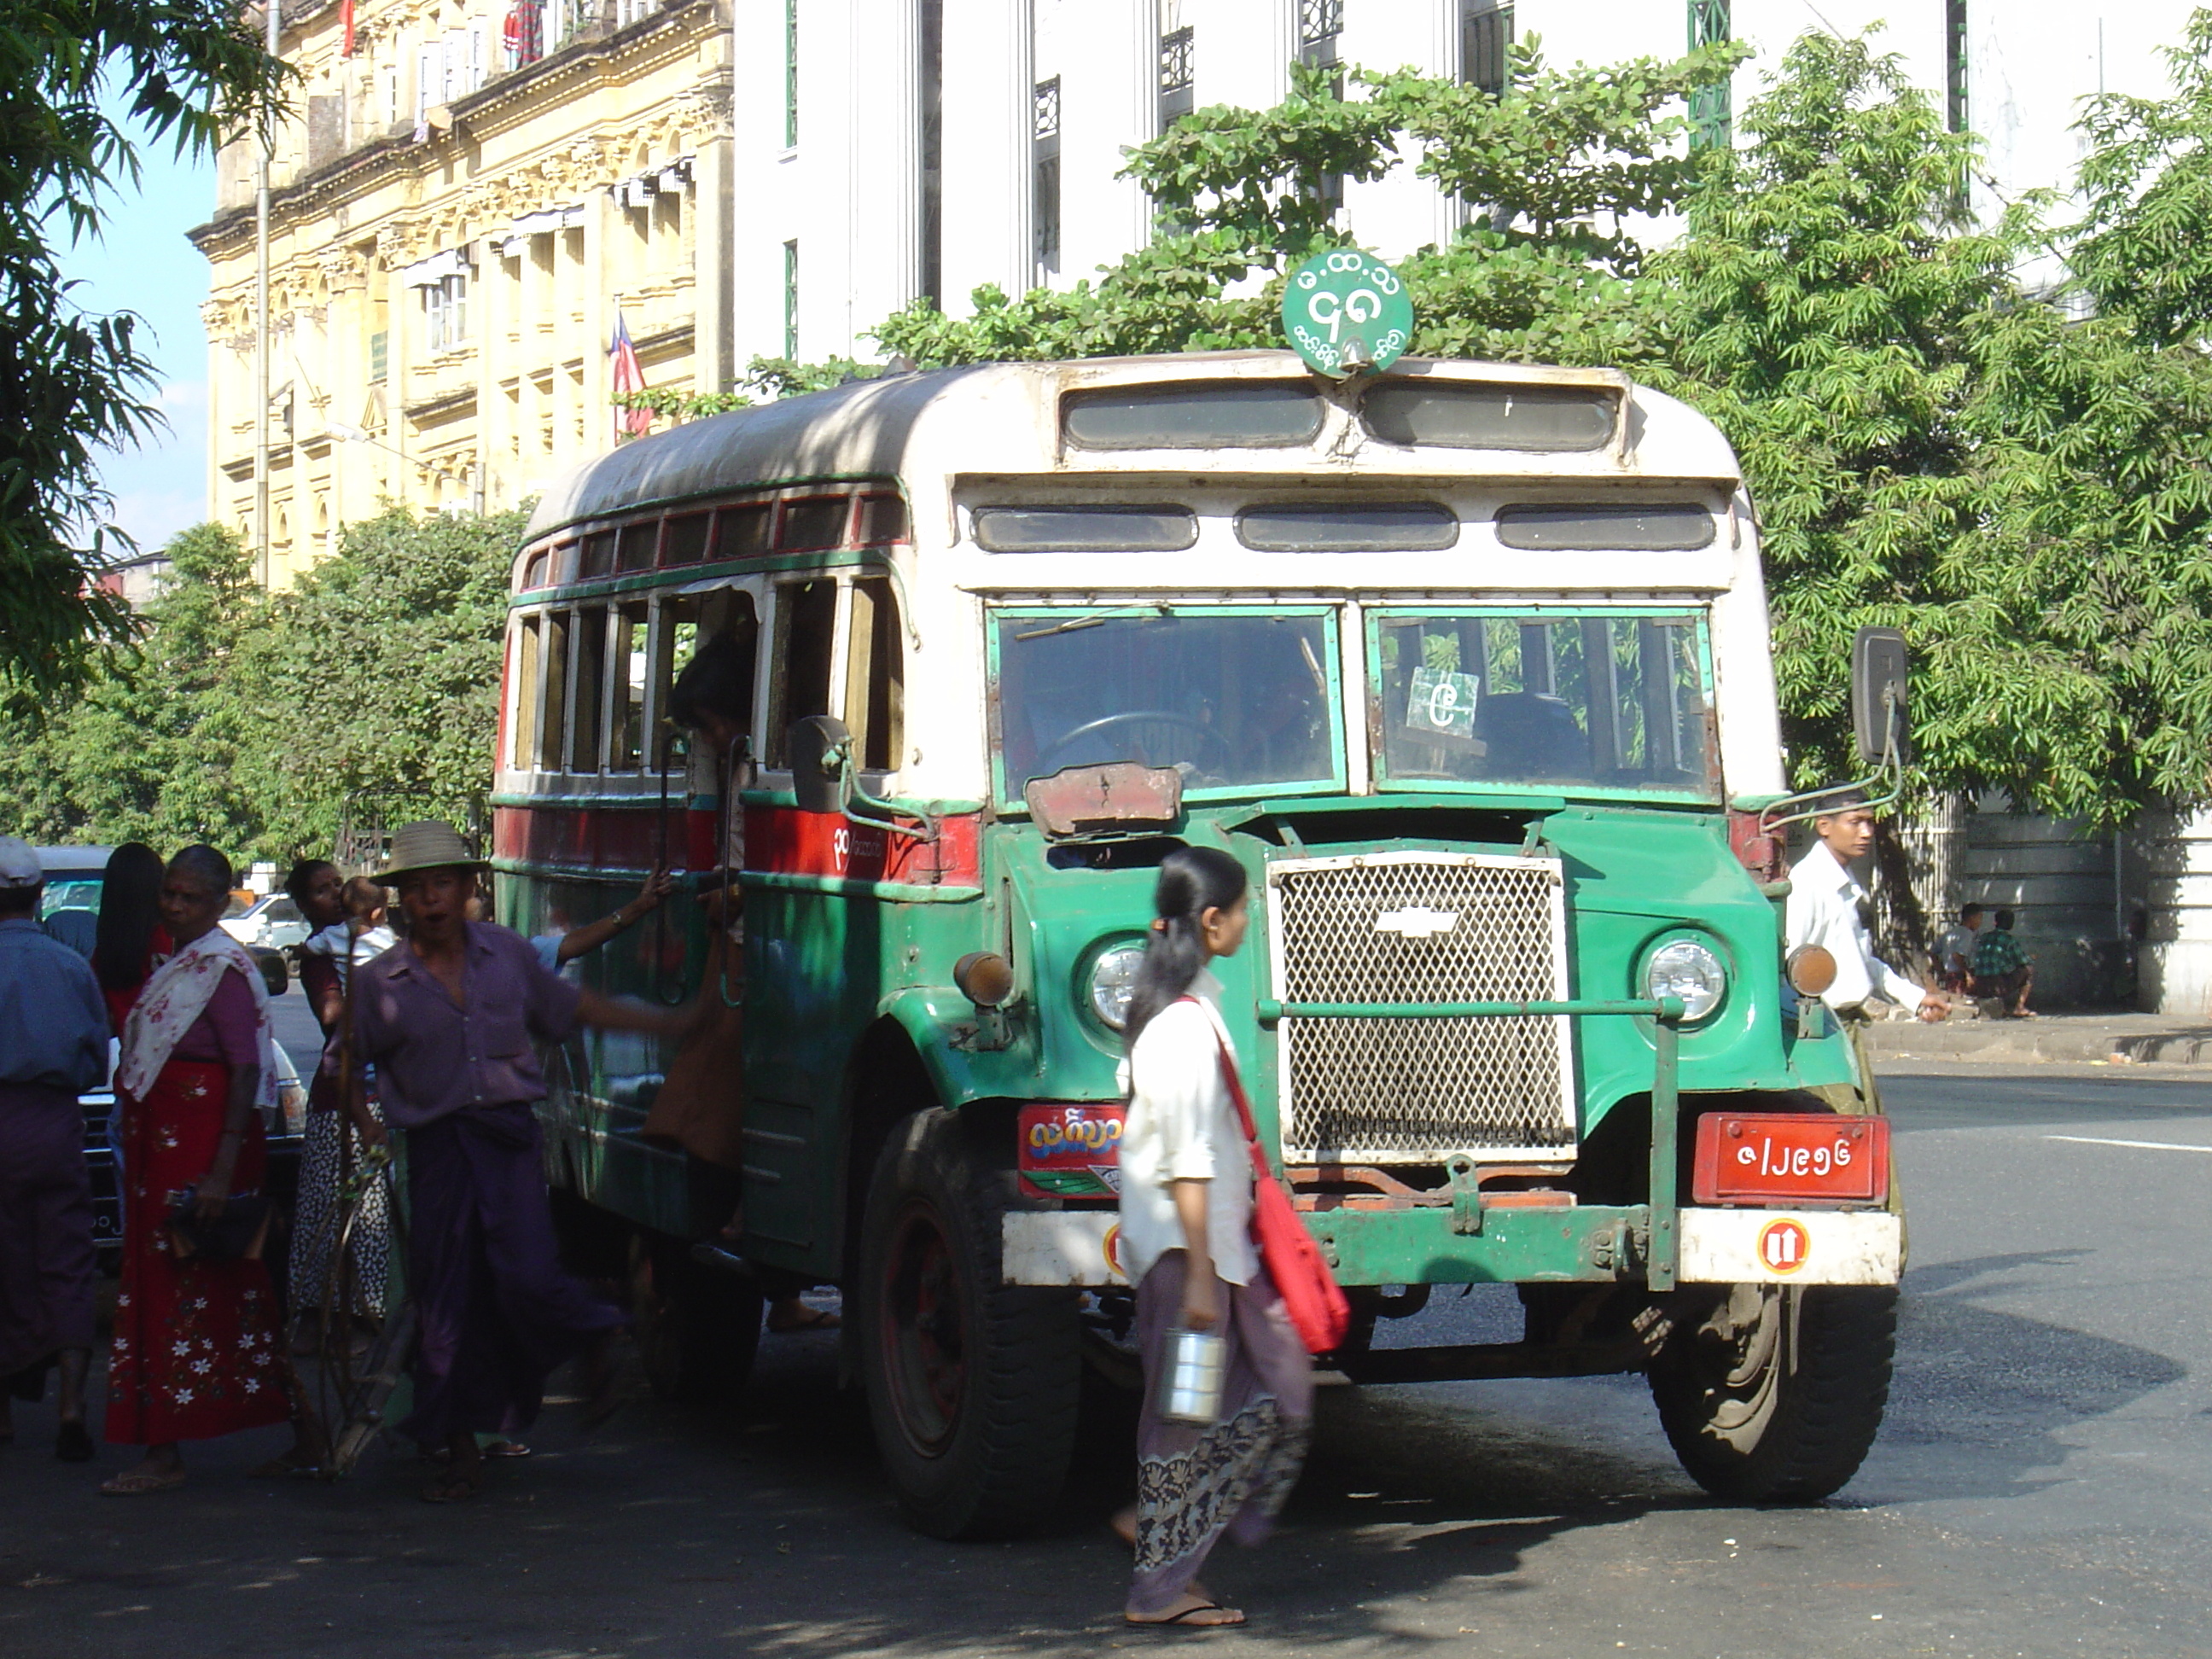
[1017,1103,1126,1201]
[1691,1112,1889,1206]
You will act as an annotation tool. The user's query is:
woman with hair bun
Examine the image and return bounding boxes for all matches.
[1114,845,1312,1629]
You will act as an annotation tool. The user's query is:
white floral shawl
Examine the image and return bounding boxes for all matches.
[117,927,279,1111]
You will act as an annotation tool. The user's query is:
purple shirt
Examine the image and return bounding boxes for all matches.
[347,922,582,1130]
[169,966,259,1067]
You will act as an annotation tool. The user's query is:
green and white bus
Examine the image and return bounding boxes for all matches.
[496,350,1902,1537]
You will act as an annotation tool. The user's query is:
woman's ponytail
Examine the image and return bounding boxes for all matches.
[1121,845,1249,1048]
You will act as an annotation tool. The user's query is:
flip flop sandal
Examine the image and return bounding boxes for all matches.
[483,1439,533,1458]
[1125,1602,1245,1629]
[55,1422,96,1464]
[767,1306,841,1334]
[100,1468,187,1496]
[420,1470,481,1504]
[250,1448,322,1478]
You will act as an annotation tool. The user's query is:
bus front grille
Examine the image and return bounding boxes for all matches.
[1266,851,1577,1164]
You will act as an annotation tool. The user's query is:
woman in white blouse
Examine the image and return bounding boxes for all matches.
[1115,846,1312,1629]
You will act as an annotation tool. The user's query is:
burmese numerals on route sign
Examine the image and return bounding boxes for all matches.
[1282,247,1414,376]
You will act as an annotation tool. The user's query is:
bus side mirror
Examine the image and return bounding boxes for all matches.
[789,715,854,814]
[1850,626,1910,766]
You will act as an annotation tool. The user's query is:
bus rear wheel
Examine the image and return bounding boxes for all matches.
[856,1108,1083,1540]
[1648,1282,1897,1503]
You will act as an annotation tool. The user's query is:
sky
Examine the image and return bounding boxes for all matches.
[60,103,218,558]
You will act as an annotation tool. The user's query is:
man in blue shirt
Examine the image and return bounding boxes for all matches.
[0,836,110,1461]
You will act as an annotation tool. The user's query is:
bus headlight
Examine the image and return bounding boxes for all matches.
[1087,945,1148,1031]
[1644,938,1726,1023]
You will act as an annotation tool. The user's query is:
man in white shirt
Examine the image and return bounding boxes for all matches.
[1934,904,1983,993]
[1785,795,1948,1024]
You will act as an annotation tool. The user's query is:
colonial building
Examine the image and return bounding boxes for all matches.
[193,0,733,589]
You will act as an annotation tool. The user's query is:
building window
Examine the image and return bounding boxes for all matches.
[783,239,799,359]
[1034,77,1061,278]
[1687,0,1732,150]
[1461,2,1512,98]
[919,0,943,306]
[1299,1,1343,219]
[1158,24,1194,129]
[783,0,799,146]
[425,272,468,352]
[370,329,388,382]
[1299,0,1342,49]
[1945,0,1968,133]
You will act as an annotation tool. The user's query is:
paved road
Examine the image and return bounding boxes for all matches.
[5,1067,2211,1658]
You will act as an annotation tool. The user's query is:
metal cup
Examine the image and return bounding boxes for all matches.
[1155,1326,1228,1424]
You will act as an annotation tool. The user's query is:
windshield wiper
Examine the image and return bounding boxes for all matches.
[1011,606,1169,642]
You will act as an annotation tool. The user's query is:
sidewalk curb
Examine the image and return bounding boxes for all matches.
[1864,1018,2212,1068]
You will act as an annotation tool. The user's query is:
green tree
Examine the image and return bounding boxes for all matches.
[232,505,525,857]
[0,2,285,709]
[0,522,264,849]
[1654,31,2212,820]
[871,43,1743,369]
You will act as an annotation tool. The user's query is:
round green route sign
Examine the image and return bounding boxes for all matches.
[1282,247,1413,376]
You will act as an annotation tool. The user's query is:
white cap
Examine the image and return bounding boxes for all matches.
[0,837,41,888]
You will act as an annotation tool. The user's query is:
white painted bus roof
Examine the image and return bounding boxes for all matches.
[521,351,1743,544]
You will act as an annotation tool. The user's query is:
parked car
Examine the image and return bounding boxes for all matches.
[219,893,306,993]
[33,844,114,958]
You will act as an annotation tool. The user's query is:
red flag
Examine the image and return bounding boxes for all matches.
[609,311,651,439]
[341,0,356,56]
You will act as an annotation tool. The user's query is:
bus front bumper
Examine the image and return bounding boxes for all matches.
[1000,1204,1901,1289]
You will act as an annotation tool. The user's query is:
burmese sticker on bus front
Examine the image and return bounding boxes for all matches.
[1406,666,1480,742]
[1282,247,1413,375]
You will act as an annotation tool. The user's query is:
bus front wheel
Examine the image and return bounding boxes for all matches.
[855,1108,1084,1540]
[1648,1282,1897,1503]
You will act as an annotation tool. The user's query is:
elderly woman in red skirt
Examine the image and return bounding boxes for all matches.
[100,847,317,1493]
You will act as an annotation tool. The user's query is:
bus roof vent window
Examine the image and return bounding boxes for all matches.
[778,495,851,551]
[663,511,712,566]
[519,549,550,590]
[1062,383,1324,449]
[579,530,617,579]
[616,521,658,572]
[718,502,772,559]
[973,505,1198,553]
[856,493,910,545]
[1493,504,1717,551]
[1362,383,1615,452]
[1237,504,1457,552]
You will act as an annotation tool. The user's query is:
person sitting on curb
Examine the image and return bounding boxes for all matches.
[1935,903,1983,996]
[1969,908,2036,1019]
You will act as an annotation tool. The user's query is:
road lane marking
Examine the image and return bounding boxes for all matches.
[2044,1134,2212,1154]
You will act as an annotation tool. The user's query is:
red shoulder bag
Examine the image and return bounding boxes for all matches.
[1203,1020,1351,1356]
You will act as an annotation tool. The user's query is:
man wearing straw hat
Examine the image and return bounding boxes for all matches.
[344,821,698,1502]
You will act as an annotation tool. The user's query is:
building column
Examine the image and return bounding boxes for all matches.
[844,0,920,352]
[1058,0,1152,279]
[694,130,735,393]
[940,0,1031,311]
[584,189,612,455]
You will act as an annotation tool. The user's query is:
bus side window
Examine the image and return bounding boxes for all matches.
[654,591,759,765]
[571,604,607,772]
[540,611,570,771]
[768,579,838,766]
[511,615,541,771]
[846,576,905,772]
[610,600,649,770]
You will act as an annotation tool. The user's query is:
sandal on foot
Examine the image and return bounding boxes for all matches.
[250,1447,322,1479]
[55,1421,96,1464]
[483,1438,533,1458]
[100,1467,186,1496]
[1126,1601,1244,1629]
[766,1305,840,1334]
[420,1469,481,1504]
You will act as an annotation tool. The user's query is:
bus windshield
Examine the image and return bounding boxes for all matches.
[1372,608,1716,798]
[994,607,1341,797]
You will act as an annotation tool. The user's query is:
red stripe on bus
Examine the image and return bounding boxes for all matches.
[494,801,981,888]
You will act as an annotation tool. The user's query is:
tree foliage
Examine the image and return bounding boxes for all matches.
[1652,31,2212,819]
[0,1,285,710]
[0,508,519,862]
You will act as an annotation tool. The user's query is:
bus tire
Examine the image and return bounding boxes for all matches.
[1648,1282,1896,1503]
[632,1237,764,1406]
[856,1108,1083,1540]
